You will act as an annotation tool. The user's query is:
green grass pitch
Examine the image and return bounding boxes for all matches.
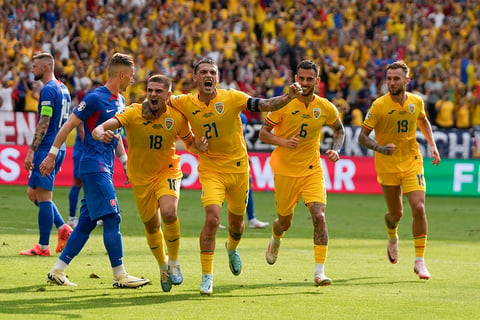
[0,185,479,319]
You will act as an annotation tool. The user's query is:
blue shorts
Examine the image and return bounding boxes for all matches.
[28,149,65,191]
[73,145,82,179]
[80,172,120,220]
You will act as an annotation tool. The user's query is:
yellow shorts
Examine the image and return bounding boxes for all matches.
[199,170,249,216]
[274,173,326,216]
[377,162,426,193]
[131,169,183,223]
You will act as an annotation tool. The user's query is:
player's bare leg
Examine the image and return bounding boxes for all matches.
[382,185,403,264]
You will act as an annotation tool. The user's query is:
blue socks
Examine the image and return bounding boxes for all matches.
[102,213,124,268]
[68,185,81,218]
[247,188,255,220]
[38,201,54,246]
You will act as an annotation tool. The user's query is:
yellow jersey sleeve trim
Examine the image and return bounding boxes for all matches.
[361,123,373,131]
[265,117,277,126]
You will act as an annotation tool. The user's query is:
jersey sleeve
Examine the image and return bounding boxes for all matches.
[38,85,56,116]
[230,89,250,112]
[417,97,426,120]
[362,101,379,130]
[115,104,135,128]
[73,92,97,121]
[177,112,193,140]
[264,109,282,127]
[169,94,186,116]
[325,100,340,126]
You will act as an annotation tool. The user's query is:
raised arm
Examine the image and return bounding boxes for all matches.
[246,82,303,113]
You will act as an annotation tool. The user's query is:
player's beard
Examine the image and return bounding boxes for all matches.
[301,86,314,97]
[389,85,404,96]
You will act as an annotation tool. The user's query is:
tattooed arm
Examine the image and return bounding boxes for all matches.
[246,82,303,113]
[24,115,50,171]
[325,119,345,163]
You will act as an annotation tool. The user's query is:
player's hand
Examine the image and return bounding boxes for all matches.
[99,130,118,143]
[325,149,340,162]
[283,132,300,149]
[430,146,441,166]
[39,153,56,177]
[378,143,396,155]
[24,149,34,171]
[287,82,303,99]
[195,136,208,152]
[123,163,130,185]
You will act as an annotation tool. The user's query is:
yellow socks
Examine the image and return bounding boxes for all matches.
[314,244,328,264]
[414,235,427,258]
[164,218,181,261]
[226,234,241,252]
[145,227,167,265]
[386,225,399,240]
[200,251,214,274]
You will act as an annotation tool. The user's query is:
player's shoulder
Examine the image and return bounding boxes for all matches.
[407,92,424,104]
[313,94,335,108]
[171,93,191,103]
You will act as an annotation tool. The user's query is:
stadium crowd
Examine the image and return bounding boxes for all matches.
[1,0,480,129]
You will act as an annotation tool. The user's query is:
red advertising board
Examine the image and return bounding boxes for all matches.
[0,145,382,194]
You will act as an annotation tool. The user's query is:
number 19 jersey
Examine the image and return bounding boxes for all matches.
[362,92,425,173]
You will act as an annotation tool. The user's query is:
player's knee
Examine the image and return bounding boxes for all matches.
[411,202,426,217]
[145,224,160,234]
[26,188,36,204]
[161,210,177,224]
[279,220,292,231]
[102,213,121,231]
[205,216,221,230]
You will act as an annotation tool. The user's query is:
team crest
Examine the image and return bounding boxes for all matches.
[313,108,321,119]
[77,101,86,111]
[110,199,117,207]
[165,118,174,130]
[408,104,416,114]
[214,102,224,115]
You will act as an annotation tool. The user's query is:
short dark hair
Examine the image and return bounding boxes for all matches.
[296,60,319,77]
[148,74,172,92]
[193,57,217,74]
[386,60,410,77]
[107,53,134,76]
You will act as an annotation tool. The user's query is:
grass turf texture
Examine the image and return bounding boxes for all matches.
[0,185,479,319]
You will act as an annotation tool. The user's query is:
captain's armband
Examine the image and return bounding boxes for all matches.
[246,98,261,112]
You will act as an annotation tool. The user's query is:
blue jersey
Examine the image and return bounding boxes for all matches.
[37,79,71,151]
[73,86,125,175]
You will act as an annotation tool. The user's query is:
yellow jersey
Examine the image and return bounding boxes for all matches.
[265,95,339,177]
[169,89,250,173]
[362,92,425,173]
[115,103,192,185]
